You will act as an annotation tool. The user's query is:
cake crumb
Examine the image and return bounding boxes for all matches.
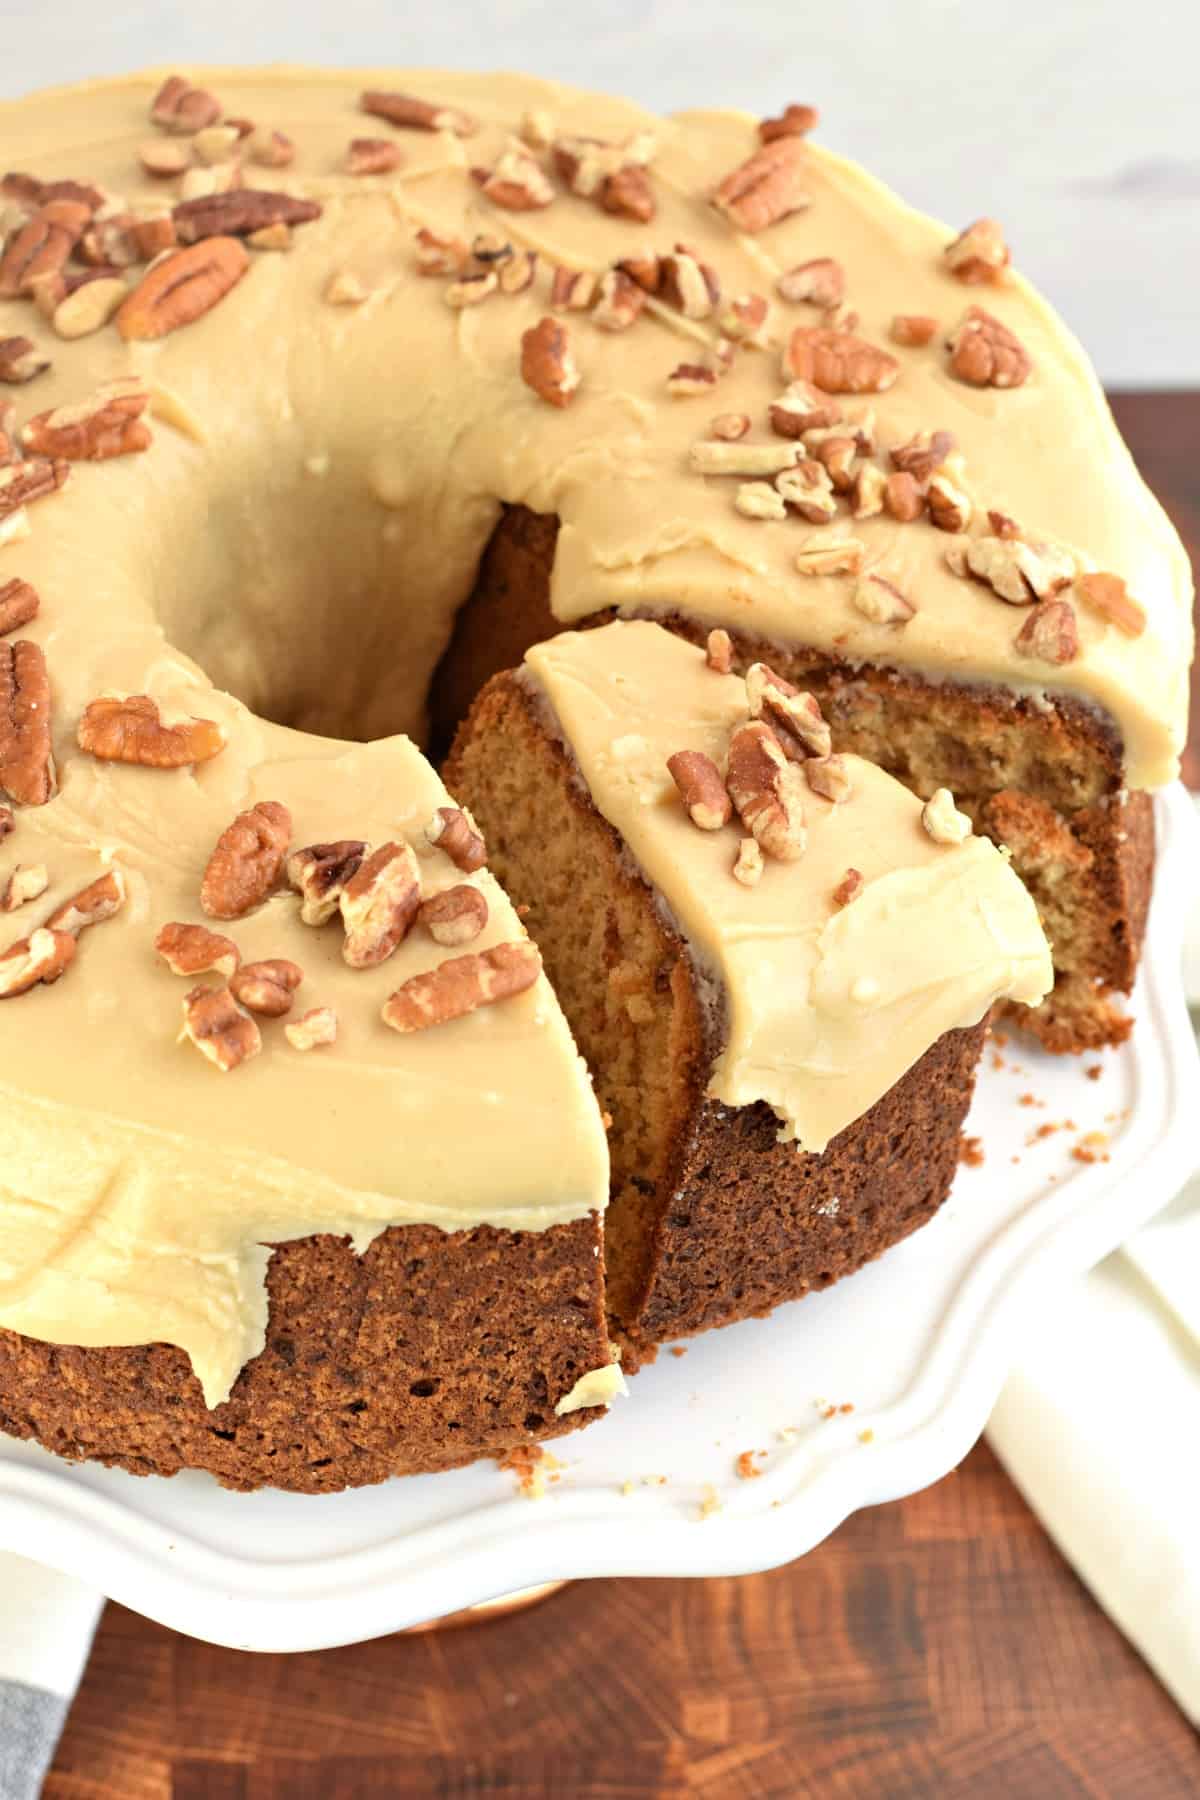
[992,1031,1009,1047]
[1018,1093,1044,1108]
[643,1473,667,1487]
[621,1479,635,1497]
[735,1449,767,1479]
[992,1052,1007,1071]
[959,1134,985,1167]
[1072,1130,1111,1165]
[1086,1064,1103,1081]
[669,1345,687,1358]
[858,1429,875,1445]
[699,1484,722,1519]
[498,1444,563,1499]
[838,1402,854,1414]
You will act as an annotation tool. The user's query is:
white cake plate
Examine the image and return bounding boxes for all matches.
[2,787,1197,1653]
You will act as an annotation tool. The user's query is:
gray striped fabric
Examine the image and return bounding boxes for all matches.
[0,1682,69,1800]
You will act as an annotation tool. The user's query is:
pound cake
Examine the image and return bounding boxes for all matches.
[0,65,1186,1491]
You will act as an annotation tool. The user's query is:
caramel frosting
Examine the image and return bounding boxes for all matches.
[0,67,1173,1395]
[525,622,1053,1152]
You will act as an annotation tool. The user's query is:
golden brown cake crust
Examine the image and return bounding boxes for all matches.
[0,1215,608,1493]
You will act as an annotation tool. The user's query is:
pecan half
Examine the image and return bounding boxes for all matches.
[947,307,1031,388]
[117,237,249,340]
[946,533,1075,604]
[180,984,261,1071]
[345,137,403,176]
[156,920,240,979]
[471,148,555,211]
[921,788,972,845]
[339,841,421,969]
[150,76,222,135]
[231,957,303,1016]
[382,940,541,1034]
[804,754,852,803]
[705,628,733,673]
[0,579,38,637]
[745,664,831,759]
[1076,571,1146,638]
[667,750,732,830]
[732,837,764,887]
[285,1005,338,1051]
[711,138,811,233]
[418,883,489,947]
[944,218,1010,284]
[287,839,366,925]
[777,257,844,308]
[759,103,819,142]
[23,377,151,462]
[726,722,807,861]
[782,326,899,394]
[45,868,126,936]
[0,926,75,998]
[890,313,939,348]
[1,864,47,910]
[200,800,291,919]
[853,572,915,625]
[425,805,486,872]
[77,693,225,766]
[0,640,53,806]
[0,336,50,384]
[360,91,478,136]
[173,190,322,244]
[1014,599,1080,665]
[520,317,580,408]
[592,268,645,332]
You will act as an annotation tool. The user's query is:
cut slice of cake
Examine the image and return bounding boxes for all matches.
[446,620,1054,1357]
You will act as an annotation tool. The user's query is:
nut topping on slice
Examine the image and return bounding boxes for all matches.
[51,276,129,341]
[498,250,538,295]
[851,462,887,519]
[231,957,303,1016]
[921,788,972,845]
[150,76,222,135]
[592,269,645,332]
[0,805,14,842]
[726,721,807,861]
[889,313,939,347]
[777,257,845,308]
[782,326,900,394]
[759,103,819,142]
[705,628,733,673]
[947,306,1031,388]
[45,868,127,936]
[550,267,596,311]
[927,470,973,533]
[200,800,291,920]
[1,864,48,910]
[884,471,924,522]
[944,218,1010,284]
[286,1005,338,1051]
[601,162,656,223]
[156,920,240,979]
[173,189,322,244]
[117,237,249,340]
[659,246,720,319]
[833,868,864,907]
[0,579,38,637]
[382,940,542,1034]
[0,336,50,384]
[137,139,191,178]
[180,984,261,1071]
[360,90,478,137]
[732,836,764,887]
[425,805,487,872]
[711,137,811,233]
[794,537,865,577]
[710,412,751,442]
[803,754,852,803]
[287,840,367,925]
[718,293,771,345]
[339,841,422,969]
[1076,571,1147,638]
[735,480,787,520]
[775,458,837,522]
[472,148,555,210]
[946,533,1076,603]
[890,429,956,486]
[0,209,86,300]
[853,572,916,625]
[690,439,798,477]
[249,128,295,169]
[0,926,75,998]
[345,138,403,176]
[616,251,661,294]
[0,640,54,806]
[1014,599,1080,665]
[552,132,656,220]
[768,379,841,437]
[520,317,580,408]
[667,750,733,830]
[444,271,498,308]
[746,664,832,759]
[77,693,225,766]
[23,377,151,462]
[419,883,489,947]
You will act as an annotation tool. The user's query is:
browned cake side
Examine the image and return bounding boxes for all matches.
[433,505,1154,1052]
[445,671,987,1362]
[0,1215,608,1494]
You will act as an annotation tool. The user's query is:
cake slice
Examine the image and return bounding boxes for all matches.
[446,620,1053,1357]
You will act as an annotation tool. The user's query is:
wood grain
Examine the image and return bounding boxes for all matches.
[42,394,1200,1800]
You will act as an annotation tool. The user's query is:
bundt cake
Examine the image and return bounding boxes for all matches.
[0,66,1185,1491]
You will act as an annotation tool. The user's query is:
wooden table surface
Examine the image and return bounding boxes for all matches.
[43,394,1200,1800]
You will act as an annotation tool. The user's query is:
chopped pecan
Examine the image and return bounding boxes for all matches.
[138,139,192,178]
[853,572,915,625]
[833,868,863,907]
[0,457,69,524]
[445,271,497,308]
[45,867,126,936]
[51,276,128,341]
[231,957,303,1016]
[200,800,291,920]
[947,306,1031,388]
[0,804,12,842]
[946,533,1075,603]
[150,76,222,135]
[851,462,887,519]
[472,148,555,211]
[173,189,322,243]
[192,125,242,166]
[804,754,852,803]
[890,313,939,348]
[759,103,819,142]
[805,429,858,493]
[706,628,733,673]
[726,721,807,861]
[1,173,102,211]
[118,237,248,339]
[921,788,972,845]
[78,213,141,266]
[381,940,541,1034]
[248,128,295,169]
[775,458,837,523]
[426,805,486,872]
[550,267,597,311]
[659,246,720,319]
[246,223,292,253]
[711,137,811,233]
[927,470,972,533]
[794,538,864,577]
[130,212,177,260]
[735,481,786,519]
[419,883,489,947]
[498,250,538,295]
[710,412,751,441]
[889,429,956,485]
[884,472,924,522]
[339,841,421,969]
[180,983,261,1071]
[520,317,580,408]
[520,109,555,150]
[592,268,645,332]
[690,439,798,477]
[156,920,240,979]
[616,251,660,293]
[1076,571,1146,638]
[178,161,241,201]
[552,133,656,220]
[345,137,403,176]
[768,379,841,437]
[0,579,38,637]
[732,837,764,887]
[414,229,466,281]
[285,1005,337,1050]
[944,218,1010,284]
[777,257,844,308]
[324,270,369,306]
[287,840,366,925]
[1,863,47,910]
[77,692,225,766]
[667,750,732,830]
[0,640,54,806]
[782,326,899,394]
[719,293,771,345]
[601,163,655,222]
[0,210,80,299]
[987,509,1021,540]
[745,664,832,759]
[1014,599,1080,665]
[23,377,151,461]
[0,926,75,998]
[360,90,478,136]
[0,336,50,384]
[666,362,719,399]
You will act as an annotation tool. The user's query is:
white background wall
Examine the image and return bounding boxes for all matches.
[3,0,1197,387]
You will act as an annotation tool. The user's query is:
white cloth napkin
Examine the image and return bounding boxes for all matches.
[988,793,1200,1725]
[0,1557,102,1800]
